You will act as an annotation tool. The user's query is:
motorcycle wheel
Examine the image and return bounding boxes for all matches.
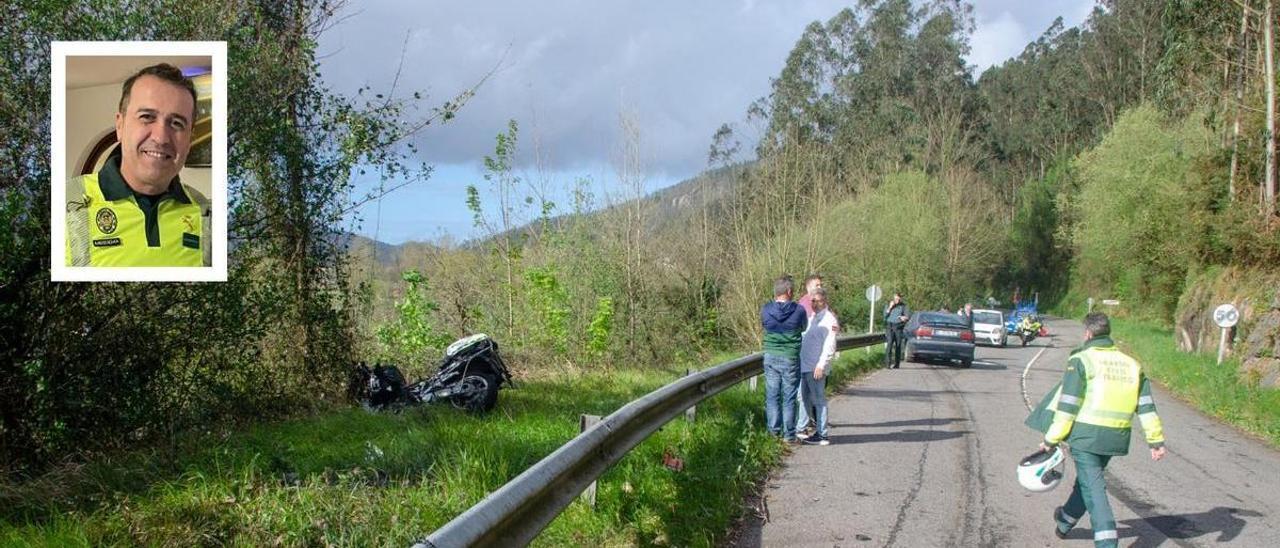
[451,373,499,413]
[1020,334,1029,347]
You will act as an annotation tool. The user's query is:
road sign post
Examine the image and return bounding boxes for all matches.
[866,284,882,354]
[1213,303,1240,365]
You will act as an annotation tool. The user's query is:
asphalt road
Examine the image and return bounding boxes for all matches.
[736,316,1280,547]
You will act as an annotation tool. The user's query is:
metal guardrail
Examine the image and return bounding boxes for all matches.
[414,332,886,548]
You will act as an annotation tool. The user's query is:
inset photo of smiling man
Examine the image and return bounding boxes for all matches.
[51,41,226,282]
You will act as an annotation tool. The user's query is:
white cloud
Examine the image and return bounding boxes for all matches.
[968,10,1029,73]
[1072,0,1100,27]
[321,1,1103,178]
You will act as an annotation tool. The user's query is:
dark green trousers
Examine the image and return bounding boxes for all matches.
[1054,449,1118,548]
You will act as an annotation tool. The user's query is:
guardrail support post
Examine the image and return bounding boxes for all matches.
[749,375,757,392]
[685,369,696,422]
[579,414,602,508]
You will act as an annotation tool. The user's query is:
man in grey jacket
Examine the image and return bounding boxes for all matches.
[883,292,909,369]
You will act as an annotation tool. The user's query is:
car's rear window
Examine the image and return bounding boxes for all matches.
[919,313,969,328]
[973,311,1001,324]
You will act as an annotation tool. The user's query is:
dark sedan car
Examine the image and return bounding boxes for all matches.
[904,312,976,367]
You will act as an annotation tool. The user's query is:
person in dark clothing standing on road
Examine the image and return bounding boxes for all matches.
[761,275,808,442]
[883,292,909,369]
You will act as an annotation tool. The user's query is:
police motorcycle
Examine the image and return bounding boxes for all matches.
[351,334,514,413]
[1016,314,1045,347]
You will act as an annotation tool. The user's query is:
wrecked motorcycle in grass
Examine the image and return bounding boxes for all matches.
[351,334,514,413]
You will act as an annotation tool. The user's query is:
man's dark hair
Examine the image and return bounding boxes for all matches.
[773,276,794,298]
[118,63,198,121]
[804,273,822,285]
[1084,312,1110,337]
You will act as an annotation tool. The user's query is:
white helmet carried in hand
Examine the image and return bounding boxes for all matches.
[1017,446,1066,492]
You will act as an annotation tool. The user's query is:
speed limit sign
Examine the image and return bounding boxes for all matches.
[1213,303,1240,328]
[866,284,882,303]
[1214,303,1239,365]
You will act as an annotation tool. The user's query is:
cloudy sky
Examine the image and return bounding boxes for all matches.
[320,1,1096,244]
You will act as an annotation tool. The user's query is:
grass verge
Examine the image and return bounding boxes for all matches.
[1,349,883,547]
[1111,319,1280,448]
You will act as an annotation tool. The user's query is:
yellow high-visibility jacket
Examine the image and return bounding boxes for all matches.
[1040,336,1165,455]
[66,151,210,267]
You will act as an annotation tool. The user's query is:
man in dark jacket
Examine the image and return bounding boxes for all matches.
[883,292,910,369]
[762,275,807,441]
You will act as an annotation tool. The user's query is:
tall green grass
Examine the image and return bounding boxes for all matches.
[1111,320,1280,447]
[1,351,883,547]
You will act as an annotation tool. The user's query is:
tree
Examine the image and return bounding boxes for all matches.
[0,0,475,470]
[1067,105,1212,317]
[467,120,527,341]
[1266,0,1278,215]
[756,0,976,183]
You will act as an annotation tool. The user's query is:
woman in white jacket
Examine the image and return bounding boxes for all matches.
[798,288,838,446]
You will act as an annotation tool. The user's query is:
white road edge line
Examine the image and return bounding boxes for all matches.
[1020,347,1048,411]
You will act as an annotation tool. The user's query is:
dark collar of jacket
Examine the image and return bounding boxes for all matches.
[1070,335,1115,355]
[97,146,191,204]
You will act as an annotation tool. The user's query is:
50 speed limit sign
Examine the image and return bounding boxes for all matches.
[1213,303,1240,328]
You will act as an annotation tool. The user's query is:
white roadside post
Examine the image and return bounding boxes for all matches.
[866,284,882,354]
[579,414,602,508]
[685,369,696,422]
[1213,303,1240,365]
[1087,297,1094,313]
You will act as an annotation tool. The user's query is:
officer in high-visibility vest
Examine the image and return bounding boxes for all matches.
[1036,312,1167,547]
[66,63,210,267]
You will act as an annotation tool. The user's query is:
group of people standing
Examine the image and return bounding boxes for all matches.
[760,274,839,445]
[758,278,919,443]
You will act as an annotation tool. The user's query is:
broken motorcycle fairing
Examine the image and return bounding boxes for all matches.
[352,334,514,413]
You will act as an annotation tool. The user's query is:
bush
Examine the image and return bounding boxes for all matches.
[727,169,1006,327]
[1066,104,1213,319]
[376,270,452,368]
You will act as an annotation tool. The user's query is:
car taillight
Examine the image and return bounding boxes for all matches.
[916,326,933,337]
[960,330,974,341]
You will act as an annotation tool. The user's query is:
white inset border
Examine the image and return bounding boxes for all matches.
[51,41,227,282]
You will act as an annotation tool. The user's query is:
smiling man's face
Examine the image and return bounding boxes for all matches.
[115,75,194,195]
